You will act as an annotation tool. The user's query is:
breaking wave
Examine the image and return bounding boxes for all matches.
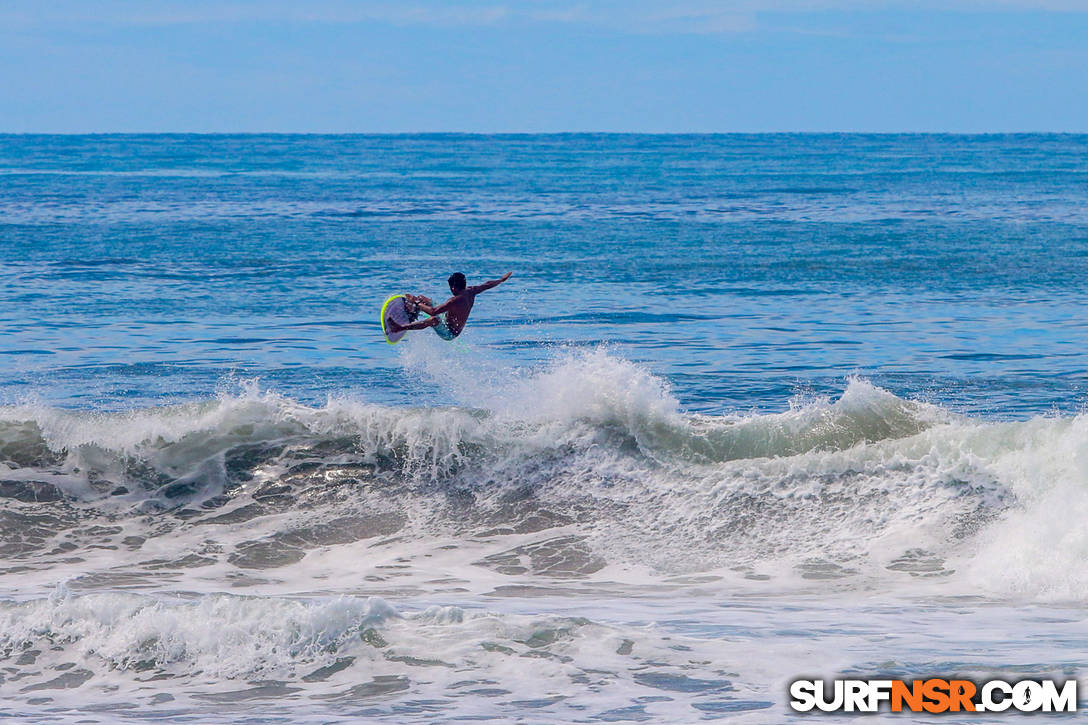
[0,588,760,721]
[0,349,1087,600]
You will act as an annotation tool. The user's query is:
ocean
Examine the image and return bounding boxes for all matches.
[1,133,1087,722]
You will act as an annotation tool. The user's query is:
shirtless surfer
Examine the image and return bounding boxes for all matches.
[388,271,512,340]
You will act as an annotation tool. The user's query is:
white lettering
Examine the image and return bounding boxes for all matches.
[789,680,817,712]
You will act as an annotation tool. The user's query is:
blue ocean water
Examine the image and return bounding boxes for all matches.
[3,134,1088,415]
[3,134,1088,723]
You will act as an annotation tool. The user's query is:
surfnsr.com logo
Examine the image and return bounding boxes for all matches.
[789,679,1077,713]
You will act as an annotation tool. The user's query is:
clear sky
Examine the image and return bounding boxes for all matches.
[2,0,1087,133]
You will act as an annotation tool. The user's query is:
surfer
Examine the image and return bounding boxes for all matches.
[388,271,513,340]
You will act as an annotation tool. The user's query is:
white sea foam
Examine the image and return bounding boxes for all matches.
[1,350,1088,602]
[0,589,765,722]
[5,351,1088,722]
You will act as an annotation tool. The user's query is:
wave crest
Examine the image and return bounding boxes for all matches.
[4,351,1088,600]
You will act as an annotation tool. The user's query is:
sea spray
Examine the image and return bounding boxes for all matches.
[4,350,1085,598]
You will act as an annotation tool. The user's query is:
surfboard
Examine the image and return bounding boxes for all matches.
[380,294,417,344]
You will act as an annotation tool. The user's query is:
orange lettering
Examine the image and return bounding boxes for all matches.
[948,680,977,712]
[892,680,923,712]
[923,679,951,713]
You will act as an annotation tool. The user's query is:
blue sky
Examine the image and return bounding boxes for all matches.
[2,0,1087,132]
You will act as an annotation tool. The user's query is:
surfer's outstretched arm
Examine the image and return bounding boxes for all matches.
[469,272,513,294]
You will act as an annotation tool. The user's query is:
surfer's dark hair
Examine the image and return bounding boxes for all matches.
[448,272,467,292]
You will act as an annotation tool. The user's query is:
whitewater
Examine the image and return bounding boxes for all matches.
[1,348,1086,721]
[4,133,1088,722]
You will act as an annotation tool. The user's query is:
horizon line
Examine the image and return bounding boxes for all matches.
[2,130,1087,136]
